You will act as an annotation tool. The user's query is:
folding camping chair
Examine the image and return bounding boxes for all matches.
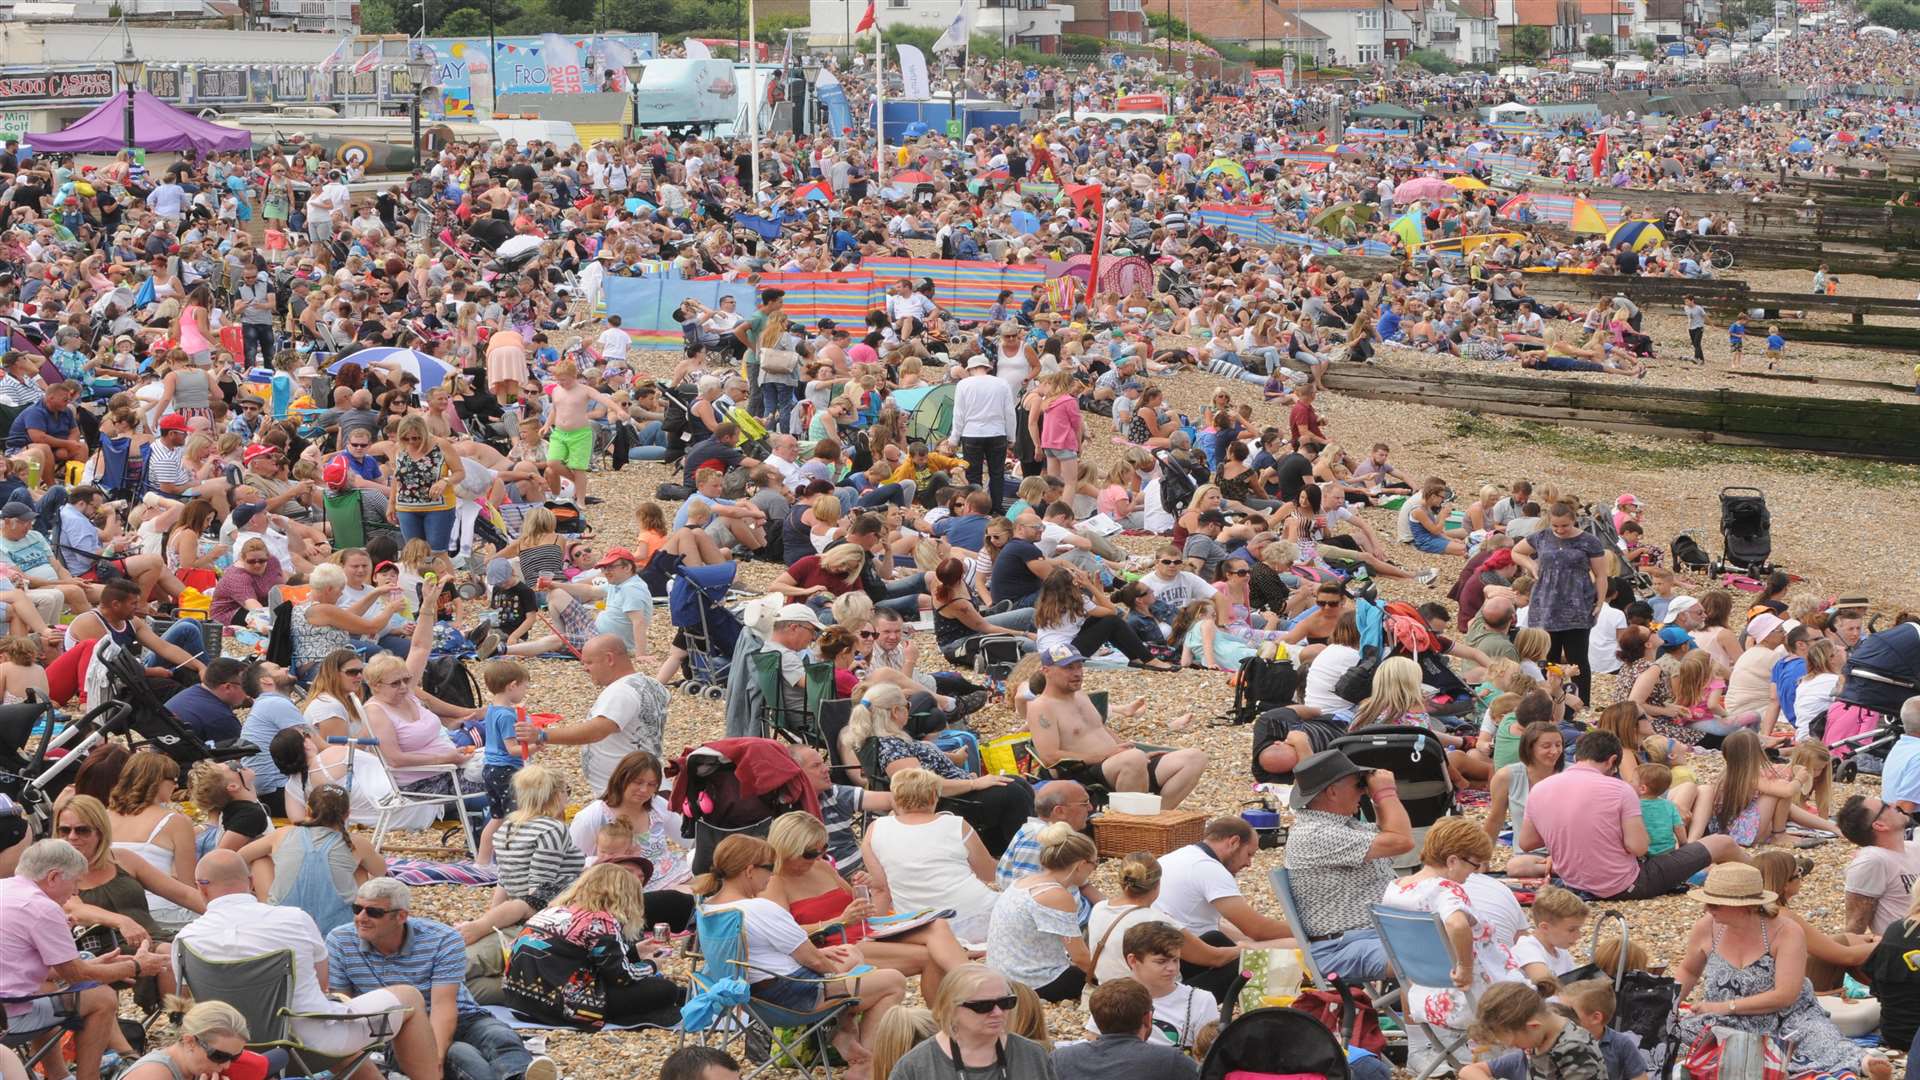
[0,989,91,1080]
[365,734,478,855]
[175,941,405,1080]
[749,651,835,747]
[324,489,367,551]
[1270,868,1404,1044]
[1370,904,1474,1080]
[686,906,869,1080]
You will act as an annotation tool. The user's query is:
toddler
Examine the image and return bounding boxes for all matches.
[1636,762,1685,857]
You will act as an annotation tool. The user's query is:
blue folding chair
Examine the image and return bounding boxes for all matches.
[1369,903,1472,1080]
[686,906,871,1080]
[1271,868,1404,1050]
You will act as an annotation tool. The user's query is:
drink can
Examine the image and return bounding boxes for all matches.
[653,922,669,945]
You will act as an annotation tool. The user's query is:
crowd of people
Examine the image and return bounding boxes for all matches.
[0,20,1918,1080]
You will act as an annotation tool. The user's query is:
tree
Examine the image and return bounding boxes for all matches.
[1865,0,1920,29]
[1511,24,1550,60]
[1584,34,1614,57]
[1407,47,1459,73]
[435,6,493,36]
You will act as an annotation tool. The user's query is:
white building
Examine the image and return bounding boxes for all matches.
[807,0,1073,50]
[1295,0,1391,67]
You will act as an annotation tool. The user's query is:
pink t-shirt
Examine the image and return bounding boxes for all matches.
[1523,763,1643,897]
[0,876,80,1013]
[1097,485,1131,518]
[1039,393,1082,451]
[847,343,879,366]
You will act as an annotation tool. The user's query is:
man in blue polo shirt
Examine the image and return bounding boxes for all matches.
[326,878,553,1080]
[6,380,84,485]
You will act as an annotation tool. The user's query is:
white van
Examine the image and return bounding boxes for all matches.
[484,119,583,149]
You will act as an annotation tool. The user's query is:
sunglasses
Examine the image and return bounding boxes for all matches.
[1158,558,1179,566]
[1229,569,1250,577]
[343,667,365,676]
[350,903,394,918]
[197,1041,241,1065]
[857,630,877,639]
[55,824,95,837]
[755,863,776,873]
[957,995,1018,1015]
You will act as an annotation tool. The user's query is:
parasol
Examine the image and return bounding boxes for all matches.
[330,348,454,392]
[1606,220,1664,252]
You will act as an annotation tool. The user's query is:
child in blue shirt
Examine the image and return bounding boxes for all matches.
[1727,316,1747,373]
[1636,762,1685,857]
[1764,324,1786,370]
[479,658,533,865]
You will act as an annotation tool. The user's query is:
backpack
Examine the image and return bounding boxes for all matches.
[1156,452,1198,515]
[544,500,589,535]
[1226,656,1298,726]
[423,655,480,712]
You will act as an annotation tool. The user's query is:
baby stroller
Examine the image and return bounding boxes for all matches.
[1329,728,1454,872]
[671,561,742,700]
[1714,487,1772,576]
[659,383,701,466]
[0,642,254,835]
[667,739,811,876]
[1201,1007,1352,1080]
[1826,621,1920,776]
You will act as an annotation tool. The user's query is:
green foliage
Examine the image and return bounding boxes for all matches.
[1511,24,1550,60]
[435,6,492,36]
[1584,34,1614,57]
[1062,33,1107,55]
[1634,38,1656,59]
[1865,0,1920,29]
[1406,48,1458,73]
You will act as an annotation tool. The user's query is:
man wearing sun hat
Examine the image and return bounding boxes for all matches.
[952,353,1016,514]
[1283,749,1412,982]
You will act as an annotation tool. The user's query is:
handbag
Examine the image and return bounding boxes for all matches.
[1682,1025,1791,1080]
[1333,646,1384,703]
[759,347,801,376]
[1291,985,1387,1054]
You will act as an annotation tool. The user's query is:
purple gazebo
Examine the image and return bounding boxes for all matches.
[26,89,252,154]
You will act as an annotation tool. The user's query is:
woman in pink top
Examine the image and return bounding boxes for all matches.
[485,328,530,408]
[1034,371,1083,493]
[176,285,214,366]
[359,587,481,824]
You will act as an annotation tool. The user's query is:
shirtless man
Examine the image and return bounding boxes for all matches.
[1026,644,1209,809]
[543,360,627,506]
[477,180,513,220]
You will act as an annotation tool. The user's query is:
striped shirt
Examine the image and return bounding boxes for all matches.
[146,442,193,491]
[324,917,481,1017]
[495,816,583,909]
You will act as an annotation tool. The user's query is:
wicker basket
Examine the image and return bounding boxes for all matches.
[1091,809,1207,858]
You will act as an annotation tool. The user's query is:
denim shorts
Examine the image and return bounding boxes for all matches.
[1410,527,1451,555]
[1043,447,1078,461]
[753,971,824,1011]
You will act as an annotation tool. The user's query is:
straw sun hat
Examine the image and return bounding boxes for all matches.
[1687,863,1777,908]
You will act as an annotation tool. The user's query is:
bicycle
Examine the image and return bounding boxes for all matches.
[1675,241,1735,271]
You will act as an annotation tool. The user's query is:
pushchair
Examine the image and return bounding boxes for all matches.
[1200,1006,1352,1080]
[1329,728,1455,872]
[0,641,255,835]
[666,739,810,876]
[670,561,742,699]
[1826,620,1920,777]
[659,382,700,466]
[1714,486,1772,576]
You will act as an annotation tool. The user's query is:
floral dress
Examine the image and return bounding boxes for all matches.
[1676,920,1865,1079]
[1615,657,1701,747]
[1379,874,1522,1030]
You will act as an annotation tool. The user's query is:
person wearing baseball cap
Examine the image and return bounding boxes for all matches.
[240,442,319,522]
[146,414,197,497]
[1027,643,1209,811]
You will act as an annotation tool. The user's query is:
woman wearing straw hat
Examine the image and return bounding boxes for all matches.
[1673,863,1893,1080]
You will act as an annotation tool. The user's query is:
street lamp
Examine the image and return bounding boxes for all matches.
[114,42,145,155]
[406,51,433,167]
[623,60,645,140]
[944,60,960,137]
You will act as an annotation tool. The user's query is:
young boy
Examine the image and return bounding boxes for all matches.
[543,359,628,506]
[1764,324,1786,370]
[1636,762,1685,857]
[1479,980,1650,1080]
[1462,982,1608,1080]
[1512,885,1588,994]
[1083,922,1221,1051]
[1727,315,1748,373]
[479,658,532,865]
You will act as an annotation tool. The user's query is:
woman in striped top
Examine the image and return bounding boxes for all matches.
[496,508,567,586]
[493,765,584,911]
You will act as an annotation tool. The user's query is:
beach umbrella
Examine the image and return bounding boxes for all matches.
[1201,158,1249,183]
[1788,137,1813,153]
[794,181,834,202]
[1569,198,1609,235]
[331,348,454,392]
[1009,210,1040,234]
[1834,131,1859,143]
[1388,211,1425,248]
[1308,201,1376,238]
[1394,176,1458,204]
[893,170,933,184]
[1446,175,1488,190]
[1607,219,1664,252]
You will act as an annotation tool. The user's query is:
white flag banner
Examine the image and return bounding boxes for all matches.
[597,37,636,89]
[540,33,584,92]
[684,38,713,60]
[317,34,354,72]
[933,5,971,52]
[897,43,932,100]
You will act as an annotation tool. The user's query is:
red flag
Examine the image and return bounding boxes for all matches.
[854,0,875,32]
[1590,132,1608,179]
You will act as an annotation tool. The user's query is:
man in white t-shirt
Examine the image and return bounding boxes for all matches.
[1140,547,1217,612]
[1839,793,1920,935]
[515,634,670,792]
[1153,817,1293,1003]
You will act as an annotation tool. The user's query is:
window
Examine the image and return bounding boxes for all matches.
[1356,43,1382,60]
[1109,0,1143,9]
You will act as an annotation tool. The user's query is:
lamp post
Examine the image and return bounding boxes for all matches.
[623,60,645,140]
[945,60,960,135]
[114,43,145,155]
[406,51,433,168]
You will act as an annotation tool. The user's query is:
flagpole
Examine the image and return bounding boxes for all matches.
[748,0,761,197]
[873,8,884,181]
